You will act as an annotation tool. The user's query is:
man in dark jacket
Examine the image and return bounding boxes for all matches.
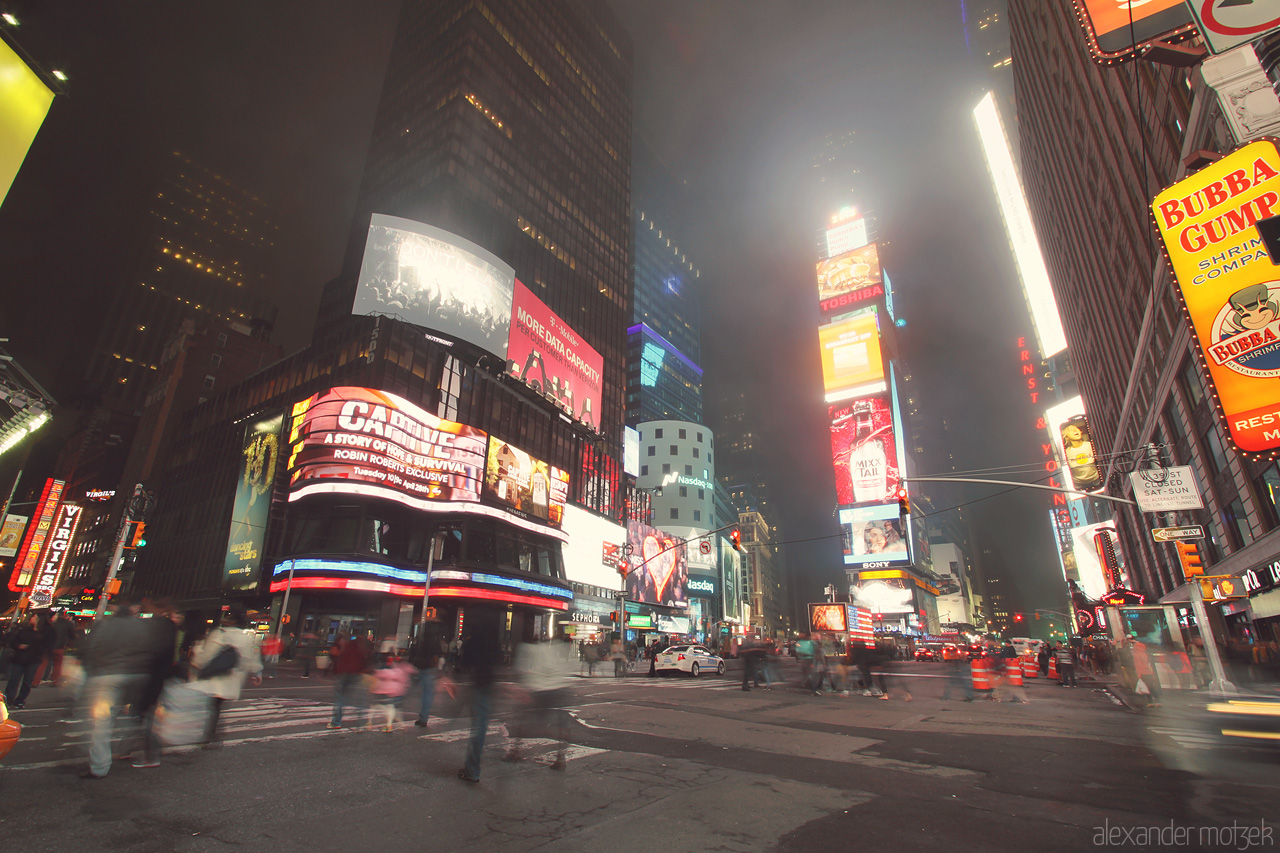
[409,617,444,729]
[5,613,47,708]
[457,610,503,783]
[80,602,169,778]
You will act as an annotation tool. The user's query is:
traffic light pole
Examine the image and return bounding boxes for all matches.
[94,483,144,620]
[1188,571,1236,696]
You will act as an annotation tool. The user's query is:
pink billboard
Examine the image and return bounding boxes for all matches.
[506,280,603,430]
[829,394,902,506]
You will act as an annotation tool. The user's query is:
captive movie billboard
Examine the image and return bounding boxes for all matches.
[506,280,604,431]
[353,214,514,358]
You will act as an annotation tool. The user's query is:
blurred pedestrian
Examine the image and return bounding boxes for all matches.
[409,617,444,729]
[297,630,320,678]
[79,602,162,778]
[457,611,503,783]
[506,637,572,769]
[261,633,283,679]
[1055,642,1077,688]
[4,613,47,709]
[188,608,263,746]
[1131,638,1161,707]
[368,653,414,732]
[48,612,76,686]
[873,640,911,701]
[1037,643,1050,677]
[124,603,182,768]
[327,631,371,729]
[740,639,767,691]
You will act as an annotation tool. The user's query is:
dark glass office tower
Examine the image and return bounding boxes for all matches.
[316,0,633,456]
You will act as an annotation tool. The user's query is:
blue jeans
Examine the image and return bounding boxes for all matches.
[464,682,494,779]
[331,673,366,727]
[5,661,39,705]
[84,673,147,776]
[415,667,437,723]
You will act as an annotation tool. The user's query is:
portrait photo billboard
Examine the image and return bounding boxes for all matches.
[507,280,604,430]
[225,413,283,591]
[1152,139,1280,454]
[1044,396,1104,494]
[353,214,514,357]
[840,504,910,566]
[625,520,687,609]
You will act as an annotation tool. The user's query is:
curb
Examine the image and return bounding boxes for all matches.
[1102,683,1145,713]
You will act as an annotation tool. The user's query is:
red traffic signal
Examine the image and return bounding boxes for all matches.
[1014,613,1023,622]
[897,487,910,516]
[730,528,742,552]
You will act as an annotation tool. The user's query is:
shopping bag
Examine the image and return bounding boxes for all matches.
[1135,678,1151,696]
[61,656,85,692]
[155,680,213,746]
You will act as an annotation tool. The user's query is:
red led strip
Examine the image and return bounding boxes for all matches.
[267,576,569,610]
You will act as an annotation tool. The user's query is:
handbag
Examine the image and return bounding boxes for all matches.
[1135,677,1151,695]
[155,680,213,746]
[196,643,240,680]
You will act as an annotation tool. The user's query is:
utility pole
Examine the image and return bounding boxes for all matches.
[95,484,148,620]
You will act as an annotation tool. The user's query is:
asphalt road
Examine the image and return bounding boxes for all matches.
[2,660,1278,852]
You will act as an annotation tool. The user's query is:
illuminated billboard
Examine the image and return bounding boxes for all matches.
[850,576,915,615]
[1152,140,1280,454]
[825,214,869,258]
[353,214,514,356]
[225,413,284,592]
[0,39,54,209]
[819,309,885,401]
[1072,0,1194,62]
[561,505,625,591]
[625,519,687,608]
[829,394,901,506]
[1044,396,1104,494]
[809,603,847,633]
[483,437,569,529]
[29,502,82,607]
[817,243,882,318]
[8,478,63,592]
[1070,522,1122,599]
[840,504,910,566]
[507,280,603,430]
[0,513,27,558]
[974,93,1067,358]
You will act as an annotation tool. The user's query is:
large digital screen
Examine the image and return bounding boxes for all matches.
[851,576,915,615]
[507,280,603,430]
[809,603,847,633]
[353,214,514,357]
[1152,140,1280,454]
[825,215,868,258]
[625,520,687,608]
[1071,522,1122,600]
[560,507,624,591]
[829,394,901,506]
[819,309,884,401]
[840,504,910,566]
[225,413,283,592]
[483,437,569,529]
[288,386,487,505]
[1045,396,1104,494]
[817,243,882,317]
[0,39,54,209]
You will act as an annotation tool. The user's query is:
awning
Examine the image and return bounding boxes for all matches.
[1159,583,1193,604]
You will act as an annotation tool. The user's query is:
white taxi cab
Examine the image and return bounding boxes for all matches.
[654,645,725,677]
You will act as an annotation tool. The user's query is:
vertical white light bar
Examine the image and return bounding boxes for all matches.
[973,92,1068,357]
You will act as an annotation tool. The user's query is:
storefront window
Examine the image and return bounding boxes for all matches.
[1255,463,1280,530]
[291,508,360,553]
[1223,499,1253,549]
[439,526,463,561]
[495,534,518,568]
[468,528,497,563]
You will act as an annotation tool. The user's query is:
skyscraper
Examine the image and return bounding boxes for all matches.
[1009,2,1280,608]
[316,0,633,455]
[85,151,278,412]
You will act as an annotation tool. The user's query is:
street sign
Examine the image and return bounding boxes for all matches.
[698,540,711,555]
[1151,524,1206,542]
[1187,0,1280,54]
[1129,467,1204,513]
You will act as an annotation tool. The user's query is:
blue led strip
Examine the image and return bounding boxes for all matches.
[273,558,427,583]
[470,571,574,600]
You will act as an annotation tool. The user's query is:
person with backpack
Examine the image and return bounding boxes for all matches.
[78,602,163,778]
[188,608,263,747]
[408,617,444,729]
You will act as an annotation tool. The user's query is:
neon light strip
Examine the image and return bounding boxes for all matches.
[288,481,569,542]
[471,571,574,600]
[267,576,568,610]
[625,323,703,376]
[270,560,571,601]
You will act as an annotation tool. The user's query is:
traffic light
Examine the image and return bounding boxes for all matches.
[730,528,742,552]
[897,487,910,516]
[609,611,628,625]
[1176,541,1203,578]
[1035,612,1041,621]
[123,521,147,549]
[1014,613,1023,623]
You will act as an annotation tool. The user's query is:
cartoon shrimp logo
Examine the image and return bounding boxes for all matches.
[1207,282,1280,378]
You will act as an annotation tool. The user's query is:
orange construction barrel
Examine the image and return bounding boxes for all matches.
[971,658,993,694]
[1005,659,1023,687]
[1048,655,1058,681]
[1022,657,1039,679]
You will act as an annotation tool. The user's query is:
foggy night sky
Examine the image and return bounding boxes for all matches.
[0,1,1063,617]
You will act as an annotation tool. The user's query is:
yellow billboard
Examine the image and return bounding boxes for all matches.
[1152,139,1280,454]
[0,38,54,208]
[819,309,884,401]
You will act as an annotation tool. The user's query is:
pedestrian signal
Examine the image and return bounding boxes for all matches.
[730,528,742,551]
[897,487,910,516]
[1176,541,1203,578]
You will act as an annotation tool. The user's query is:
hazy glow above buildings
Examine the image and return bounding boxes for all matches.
[973,91,1067,357]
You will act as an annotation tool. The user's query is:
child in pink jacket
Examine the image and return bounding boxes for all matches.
[369,655,414,732]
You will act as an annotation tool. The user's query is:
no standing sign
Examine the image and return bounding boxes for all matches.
[1188,0,1280,54]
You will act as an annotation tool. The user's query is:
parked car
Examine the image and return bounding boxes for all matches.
[654,645,725,677]
[0,692,20,763]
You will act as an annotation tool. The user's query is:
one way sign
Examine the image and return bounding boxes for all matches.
[1187,0,1280,54]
